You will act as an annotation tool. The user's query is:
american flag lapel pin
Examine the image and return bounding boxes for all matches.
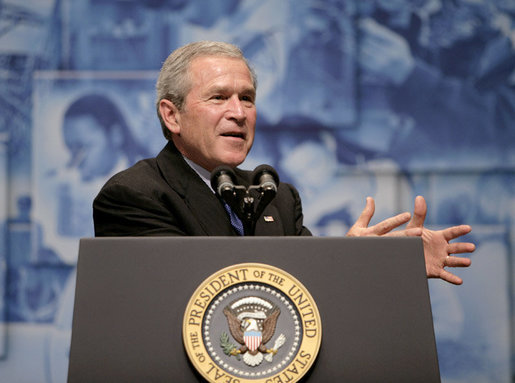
[264,216,274,222]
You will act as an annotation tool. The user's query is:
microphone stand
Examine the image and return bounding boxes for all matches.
[220,185,260,236]
[212,165,279,236]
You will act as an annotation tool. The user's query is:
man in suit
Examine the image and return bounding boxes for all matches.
[93,41,474,284]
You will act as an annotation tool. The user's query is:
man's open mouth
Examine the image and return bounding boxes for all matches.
[221,132,245,139]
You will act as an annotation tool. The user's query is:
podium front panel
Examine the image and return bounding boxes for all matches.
[68,237,440,382]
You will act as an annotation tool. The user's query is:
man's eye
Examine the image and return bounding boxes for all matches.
[212,95,226,100]
[241,95,255,103]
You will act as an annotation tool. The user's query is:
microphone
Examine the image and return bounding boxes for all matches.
[251,165,279,221]
[210,166,237,198]
[252,164,280,193]
[210,164,280,236]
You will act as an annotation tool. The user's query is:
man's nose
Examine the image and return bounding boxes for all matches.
[67,147,86,168]
[226,95,246,121]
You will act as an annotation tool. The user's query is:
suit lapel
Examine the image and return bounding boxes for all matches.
[155,142,286,236]
[156,142,235,236]
[254,204,284,235]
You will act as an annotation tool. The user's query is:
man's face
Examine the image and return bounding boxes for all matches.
[64,115,119,181]
[168,56,257,171]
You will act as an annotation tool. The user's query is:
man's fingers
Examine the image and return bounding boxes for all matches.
[354,197,375,228]
[438,269,464,285]
[368,212,411,235]
[407,195,427,229]
[443,225,472,241]
[448,242,476,255]
[444,255,472,268]
[384,227,422,237]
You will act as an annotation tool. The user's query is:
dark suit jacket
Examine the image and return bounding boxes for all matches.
[93,141,312,237]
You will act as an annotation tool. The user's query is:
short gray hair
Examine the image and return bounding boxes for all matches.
[155,41,257,140]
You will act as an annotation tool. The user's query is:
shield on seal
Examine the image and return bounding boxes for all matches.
[244,330,262,352]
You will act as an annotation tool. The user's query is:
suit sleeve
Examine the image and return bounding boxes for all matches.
[291,184,312,236]
[272,183,312,236]
[93,182,188,237]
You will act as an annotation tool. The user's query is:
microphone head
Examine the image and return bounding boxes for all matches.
[252,164,280,192]
[210,166,237,197]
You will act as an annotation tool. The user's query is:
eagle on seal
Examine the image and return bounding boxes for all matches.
[223,296,282,366]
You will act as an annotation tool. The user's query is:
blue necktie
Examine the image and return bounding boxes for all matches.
[223,201,245,236]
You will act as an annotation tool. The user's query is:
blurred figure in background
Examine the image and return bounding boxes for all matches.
[63,94,149,183]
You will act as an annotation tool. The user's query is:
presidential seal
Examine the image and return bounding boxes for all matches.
[183,263,322,383]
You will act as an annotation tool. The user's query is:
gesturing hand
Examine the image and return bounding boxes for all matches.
[347,197,422,237]
[407,196,474,285]
[347,196,475,285]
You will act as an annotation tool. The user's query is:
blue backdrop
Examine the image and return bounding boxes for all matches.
[0,0,514,382]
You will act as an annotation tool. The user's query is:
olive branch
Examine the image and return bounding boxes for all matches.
[220,332,240,360]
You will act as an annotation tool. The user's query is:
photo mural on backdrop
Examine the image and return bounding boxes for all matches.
[0,133,8,359]
[32,72,160,264]
[0,0,514,382]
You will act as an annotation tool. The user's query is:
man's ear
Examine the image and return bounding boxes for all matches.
[159,99,181,135]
